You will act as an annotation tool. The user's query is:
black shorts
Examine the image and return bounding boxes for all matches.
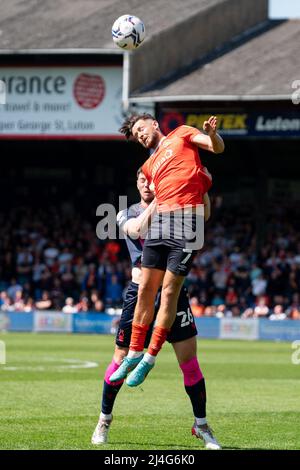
[141,211,203,276]
[142,240,198,277]
[115,281,197,348]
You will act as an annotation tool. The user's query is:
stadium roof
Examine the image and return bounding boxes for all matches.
[1,1,292,101]
[131,20,300,101]
[0,0,226,49]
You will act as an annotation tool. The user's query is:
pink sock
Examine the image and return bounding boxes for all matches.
[180,356,203,386]
[104,360,124,386]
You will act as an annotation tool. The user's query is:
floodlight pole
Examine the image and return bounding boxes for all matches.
[122,51,131,114]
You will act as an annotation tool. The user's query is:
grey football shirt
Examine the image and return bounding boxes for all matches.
[117,203,145,267]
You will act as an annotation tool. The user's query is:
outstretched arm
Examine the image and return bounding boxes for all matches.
[191,116,225,154]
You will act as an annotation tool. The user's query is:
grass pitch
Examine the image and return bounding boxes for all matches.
[0,333,299,450]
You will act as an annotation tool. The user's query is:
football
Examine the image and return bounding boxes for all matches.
[112,15,145,50]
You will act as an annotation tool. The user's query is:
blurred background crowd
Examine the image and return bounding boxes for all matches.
[1,195,299,320]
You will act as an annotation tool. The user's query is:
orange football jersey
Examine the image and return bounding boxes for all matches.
[142,125,212,212]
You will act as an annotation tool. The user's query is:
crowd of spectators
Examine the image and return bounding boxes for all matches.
[1,198,300,320]
[186,199,300,320]
[0,204,130,315]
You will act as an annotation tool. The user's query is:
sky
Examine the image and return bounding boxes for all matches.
[269,0,300,18]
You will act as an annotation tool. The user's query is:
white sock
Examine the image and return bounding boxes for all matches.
[128,350,143,359]
[100,412,112,421]
[196,417,207,426]
[143,352,156,365]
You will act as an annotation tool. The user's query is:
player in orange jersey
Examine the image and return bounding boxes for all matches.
[110,114,224,387]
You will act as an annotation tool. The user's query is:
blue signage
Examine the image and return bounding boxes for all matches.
[1,312,299,342]
[259,319,300,342]
[1,312,34,332]
[73,313,114,334]
[195,317,220,339]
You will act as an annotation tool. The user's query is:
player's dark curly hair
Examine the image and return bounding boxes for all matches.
[119,113,156,140]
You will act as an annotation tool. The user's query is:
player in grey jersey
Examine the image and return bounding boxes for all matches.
[91,169,221,450]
